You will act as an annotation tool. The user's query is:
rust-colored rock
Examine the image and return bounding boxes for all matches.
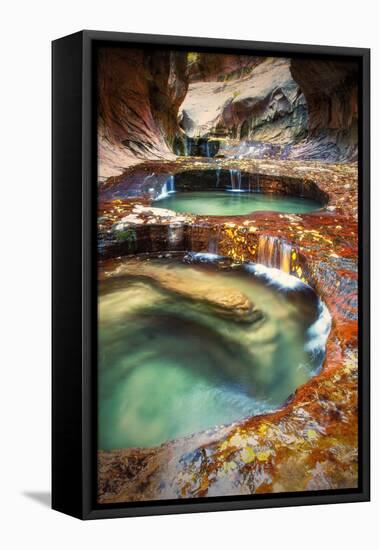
[96,48,359,503]
[98,48,188,179]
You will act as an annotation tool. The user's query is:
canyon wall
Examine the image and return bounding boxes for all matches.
[180,54,358,161]
[289,59,358,160]
[98,49,359,179]
[187,52,263,82]
[179,57,308,145]
[98,48,188,180]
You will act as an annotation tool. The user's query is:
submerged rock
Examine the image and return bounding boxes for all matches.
[108,258,262,324]
[202,288,263,323]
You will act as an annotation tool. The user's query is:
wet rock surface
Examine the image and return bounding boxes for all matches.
[96,49,359,503]
[98,52,358,180]
[97,157,358,502]
[103,257,262,323]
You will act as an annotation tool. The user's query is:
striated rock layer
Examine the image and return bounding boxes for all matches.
[288,60,358,161]
[179,57,308,144]
[98,48,188,180]
[96,48,359,502]
[179,56,358,162]
[97,157,358,502]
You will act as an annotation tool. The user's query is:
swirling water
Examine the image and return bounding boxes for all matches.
[98,255,329,450]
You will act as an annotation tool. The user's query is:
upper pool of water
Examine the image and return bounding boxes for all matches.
[153,191,321,216]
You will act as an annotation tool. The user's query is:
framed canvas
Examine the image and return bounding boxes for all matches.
[52,30,370,520]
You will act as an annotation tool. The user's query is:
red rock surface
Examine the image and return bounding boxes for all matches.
[98,48,188,180]
[97,158,358,502]
[96,47,359,504]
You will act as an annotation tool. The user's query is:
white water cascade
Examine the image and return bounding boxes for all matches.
[228,169,243,192]
[257,235,292,273]
[155,175,176,201]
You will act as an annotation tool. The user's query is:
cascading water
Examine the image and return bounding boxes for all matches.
[280,241,292,273]
[155,175,176,201]
[256,174,261,193]
[208,226,221,254]
[228,169,243,192]
[152,170,322,215]
[167,175,175,193]
[179,137,218,157]
[216,168,221,188]
[257,235,292,273]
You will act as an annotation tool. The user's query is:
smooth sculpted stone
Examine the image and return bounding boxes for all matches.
[97,48,189,179]
[108,258,262,323]
[179,58,307,145]
[202,287,262,323]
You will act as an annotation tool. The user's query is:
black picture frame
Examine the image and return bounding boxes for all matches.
[52,30,370,520]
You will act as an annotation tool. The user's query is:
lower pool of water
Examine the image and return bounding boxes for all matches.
[98,255,329,450]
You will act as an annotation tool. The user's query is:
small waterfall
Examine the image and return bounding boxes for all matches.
[305,300,332,360]
[229,169,242,192]
[280,241,292,273]
[257,236,292,273]
[155,175,175,201]
[208,226,220,254]
[205,141,210,158]
[216,168,221,188]
[256,174,261,193]
[167,224,184,247]
[167,175,175,194]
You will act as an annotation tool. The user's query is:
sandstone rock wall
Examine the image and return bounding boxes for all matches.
[179,55,358,161]
[98,49,359,179]
[98,48,188,180]
[179,57,308,144]
[187,52,263,82]
[290,59,358,160]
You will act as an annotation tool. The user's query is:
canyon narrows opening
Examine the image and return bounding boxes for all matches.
[98,254,330,450]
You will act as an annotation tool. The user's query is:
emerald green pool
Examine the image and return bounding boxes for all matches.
[98,255,329,450]
[153,191,321,216]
